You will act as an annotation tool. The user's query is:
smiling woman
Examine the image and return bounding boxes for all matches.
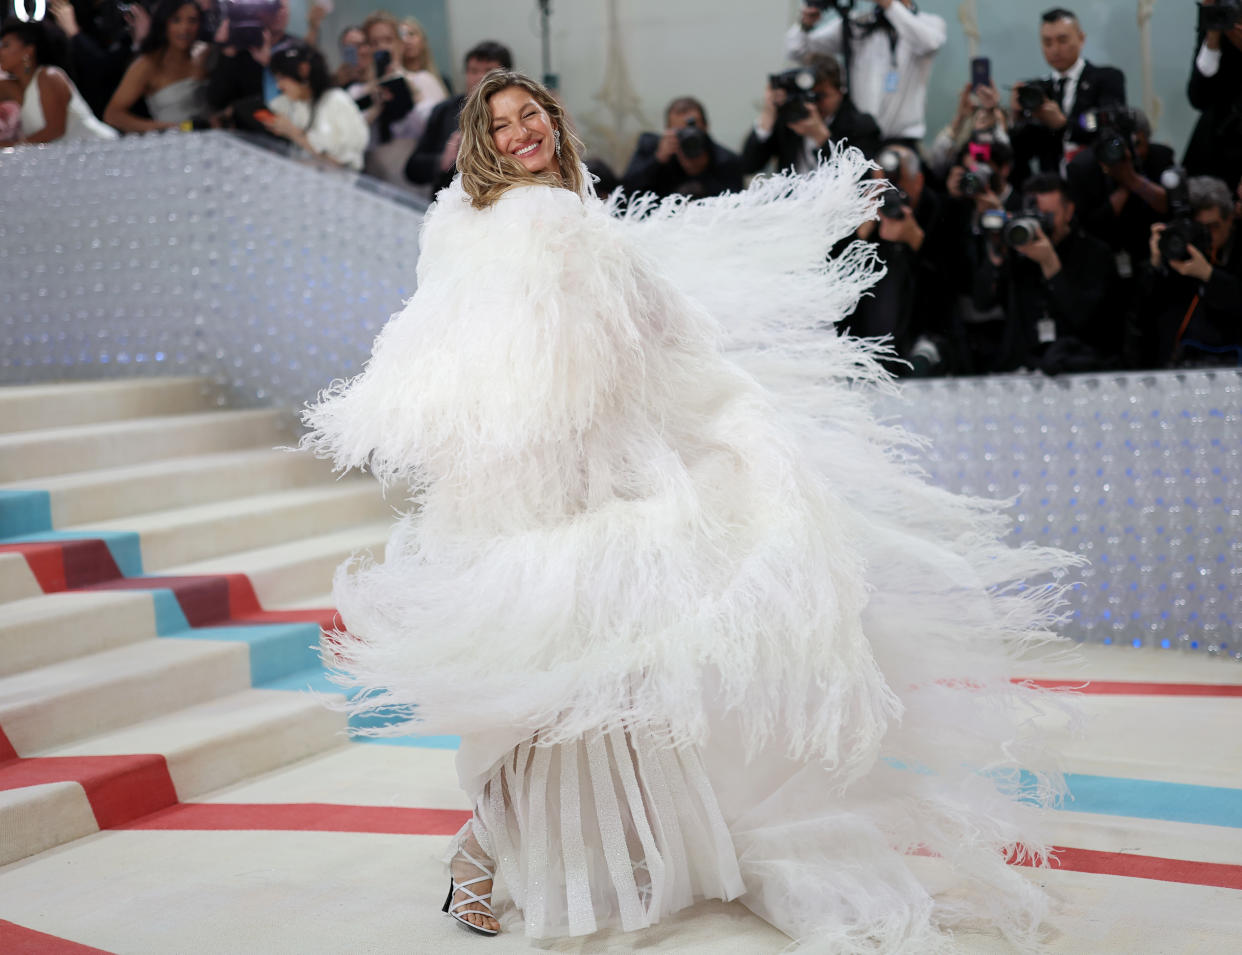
[303,69,1077,950]
[456,70,587,209]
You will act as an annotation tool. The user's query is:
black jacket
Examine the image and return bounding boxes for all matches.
[1136,232,1242,366]
[405,94,464,193]
[1183,37,1242,193]
[1011,62,1127,187]
[973,227,1121,372]
[205,33,300,115]
[1071,141,1176,268]
[621,133,743,200]
[740,98,881,175]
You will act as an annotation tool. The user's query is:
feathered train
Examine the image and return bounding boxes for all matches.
[301,151,1080,950]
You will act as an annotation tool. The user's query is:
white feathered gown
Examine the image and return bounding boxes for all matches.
[302,151,1077,952]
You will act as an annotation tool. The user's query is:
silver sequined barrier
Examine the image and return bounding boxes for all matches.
[1,135,1238,654]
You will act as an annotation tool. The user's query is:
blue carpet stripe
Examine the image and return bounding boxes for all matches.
[1062,773,1242,829]
[0,490,53,538]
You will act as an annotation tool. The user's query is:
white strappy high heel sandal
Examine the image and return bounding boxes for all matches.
[442,845,499,937]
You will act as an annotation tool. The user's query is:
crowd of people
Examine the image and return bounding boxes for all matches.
[1,0,1239,373]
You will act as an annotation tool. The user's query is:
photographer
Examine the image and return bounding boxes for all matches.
[48,0,150,119]
[333,25,368,89]
[1067,108,1173,283]
[1183,0,1242,192]
[846,144,954,374]
[204,0,299,119]
[742,54,880,175]
[1009,8,1126,189]
[1138,176,1242,366]
[927,81,1008,182]
[972,173,1121,374]
[784,0,945,148]
[621,97,742,200]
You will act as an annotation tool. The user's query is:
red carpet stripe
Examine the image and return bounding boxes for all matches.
[0,754,179,830]
[0,921,114,954]
[113,802,1242,891]
[0,541,68,593]
[0,539,121,592]
[120,801,471,836]
[1015,678,1242,697]
[0,725,18,762]
[1049,845,1242,891]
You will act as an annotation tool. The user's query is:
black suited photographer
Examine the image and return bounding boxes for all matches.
[1009,8,1126,189]
[784,0,945,150]
[847,144,954,376]
[621,97,743,200]
[1137,175,1242,367]
[972,173,1121,374]
[742,54,880,176]
[1184,0,1242,192]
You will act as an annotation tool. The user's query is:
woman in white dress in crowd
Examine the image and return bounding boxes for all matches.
[261,42,368,172]
[0,17,117,146]
[303,69,1077,951]
[104,0,208,133]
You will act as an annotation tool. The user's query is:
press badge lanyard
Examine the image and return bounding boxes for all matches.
[880,2,918,94]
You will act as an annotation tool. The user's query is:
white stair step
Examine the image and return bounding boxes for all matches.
[0,782,99,867]
[0,409,285,482]
[0,637,250,754]
[0,552,42,604]
[166,522,391,607]
[0,590,156,677]
[0,447,336,527]
[48,688,348,803]
[0,377,211,434]
[61,483,390,572]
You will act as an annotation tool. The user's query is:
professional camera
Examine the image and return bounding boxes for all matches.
[960,162,997,198]
[1016,79,1054,116]
[1199,0,1242,32]
[1157,168,1213,265]
[227,0,282,49]
[769,68,817,126]
[677,117,708,160]
[980,207,1054,248]
[877,185,908,220]
[1080,105,1139,166]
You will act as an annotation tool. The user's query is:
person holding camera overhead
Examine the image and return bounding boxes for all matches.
[784,0,945,150]
[971,173,1121,374]
[1183,0,1242,193]
[621,96,742,200]
[1009,8,1126,189]
[1137,175,1242,366]
[742,54,880,176]
[204,0,299,120]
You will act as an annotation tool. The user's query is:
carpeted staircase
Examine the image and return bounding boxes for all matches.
[0,377,393,866]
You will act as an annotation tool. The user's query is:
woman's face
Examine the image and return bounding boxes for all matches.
[401,25,424,64]
[489,86,557,176]
[167,4,201,52]
[275,72,310,102]
[0,34,31,76]
[366,22,402,72]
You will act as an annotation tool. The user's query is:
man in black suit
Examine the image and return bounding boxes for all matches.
[1183,5,1242,193]
[621,97,743,200]
[404,40,512,195]
[1009,7,1126,188]
[972,173,1122,374]
[741,54,881,176]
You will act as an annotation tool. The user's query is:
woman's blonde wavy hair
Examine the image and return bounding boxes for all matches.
[458,70,587,210]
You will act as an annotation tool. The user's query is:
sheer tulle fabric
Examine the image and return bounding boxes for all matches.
[301,154,1078,950]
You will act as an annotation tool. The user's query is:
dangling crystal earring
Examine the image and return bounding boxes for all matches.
[553,127,562,158]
